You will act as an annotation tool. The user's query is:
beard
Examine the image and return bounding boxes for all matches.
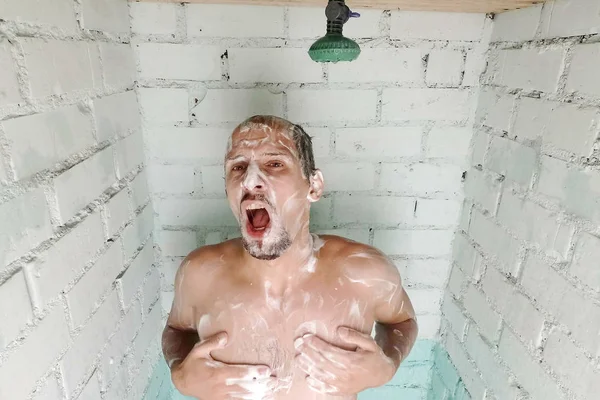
[241,226,293,260]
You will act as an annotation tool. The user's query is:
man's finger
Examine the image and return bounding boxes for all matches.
[300,334,353,357]
[306,376,339,394]
[224,364,273,382]
[338,327,378,351]
[297,354,337,383]
[191,331,228,357]
[298,340,348,371]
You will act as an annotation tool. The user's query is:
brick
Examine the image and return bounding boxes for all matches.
[149,164,195,194]
[415,199,461,226]
[537,155,600,223]
[486,136,537,186]
[138,88,189,124]
[130,169,150,210]
[464,285,501,342]
[463,50,486,87]
[391,11,484,41]
[192,89,283,123]
[100,43,136,89]
[133,304,163,364]
[486,48,563,92]
[499,328,564,400]
[504,291,544,348]
[458,199,472,234]
[54,147,116,223]
[406,259,449,288]
[26,213,104,307]
[307,128,330,158]
[544,330,600,400]
[67,242,123,327]
[447,265,466,299]
[379,163,463,195]
[426,50,464,87]
[481,265,512,312]
[373,229,453,256]
[475,89,514,132]
[566,43,600,98]
[81,0,130,33]
[0,306,69,400]
[442,293,467,338]
[288,90,377,123]
[464,168,502,214]
[469,210,521,274]
[520,255,570,314]
[513,98,598,156]
[160,258,182,291]
[100,300,142,390]
[159,230,197,257]
[498,190,572,258]
[288,7,381,39]
[103,363,129,399]
[186,4,284,38]
[452,234,477,275]
[310,197,333,224]
[130,2,178,35]
[115,131,145,179]
[78,372,101,400]
[333,196,414,225]
[143,268,162,314]
[313,229,369,245]
[336,127,422,158]
[557,283,600,352]
[122,205,154,260]
[0,42,22,106]
[571,233,600,291]
[119,240,154,309]
[200,165,225,194]
[107,186,134,238]
[139,44,221,81]
[0,189,53,267]
[329,49,424,84]
[157,198,237,227]
[443,332,487,400]
[382,88,472,122]
[0,271,32,349]
[405,288,442,315]
[229,48,322,83]
[426,127,471,158]
[0,0,77,31]
[3,106,94,179]
[465,330,519,400]
[490,4,543,42]
[147,127,229,162]
[22,39,99,97]
[94,91,141,142]
[60,290,121,397]
[539,0,600,39]
[32,374,63,400]
[415,315,441,339]
[319,162,375,191]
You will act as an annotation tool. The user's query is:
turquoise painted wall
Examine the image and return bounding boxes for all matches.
[142,340,471,400]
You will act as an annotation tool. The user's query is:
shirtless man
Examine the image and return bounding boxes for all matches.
[161,115,418,400]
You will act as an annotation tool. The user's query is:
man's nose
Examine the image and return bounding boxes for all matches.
[241,164,265,191]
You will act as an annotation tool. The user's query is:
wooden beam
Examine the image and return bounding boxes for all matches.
[133,0,545,14]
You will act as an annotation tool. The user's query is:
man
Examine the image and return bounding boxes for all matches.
[162,115,418,400]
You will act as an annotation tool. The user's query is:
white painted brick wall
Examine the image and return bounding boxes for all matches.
[288,89,377,123]
[0,7,153,400]
[336,127,422,158]
[2,106,95,179]
[186,4,284,38]
[379,163,463,195]
[130,2,178,35]
[442,3,600,399]
[426,50,464,87]
[229,48,323,83]
[329,49,424,83]
[139,44,222,81]
[0,271,32,349]
[382,88,473,122]
[391,12,485,41]
[194,88,284,123]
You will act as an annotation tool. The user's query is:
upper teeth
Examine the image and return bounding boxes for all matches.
[246,204,264,210]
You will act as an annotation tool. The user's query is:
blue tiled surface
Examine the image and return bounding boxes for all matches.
[144,340,468,400]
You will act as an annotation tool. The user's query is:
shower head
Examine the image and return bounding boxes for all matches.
[308,0,361,63]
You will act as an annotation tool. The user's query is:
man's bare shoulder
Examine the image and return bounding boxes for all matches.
[318,234,402,284]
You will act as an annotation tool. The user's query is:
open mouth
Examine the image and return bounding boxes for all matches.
[245,205,271,238]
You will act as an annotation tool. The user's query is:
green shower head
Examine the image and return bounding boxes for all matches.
[308,0,361,63]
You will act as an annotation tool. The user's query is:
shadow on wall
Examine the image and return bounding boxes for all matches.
[142,339,468,400]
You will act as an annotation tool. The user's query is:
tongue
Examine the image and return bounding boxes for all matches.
[252,209,270,229]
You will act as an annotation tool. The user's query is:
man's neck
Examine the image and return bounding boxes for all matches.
[242,227,315,293]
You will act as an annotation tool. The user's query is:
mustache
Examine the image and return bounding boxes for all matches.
[241,192,273,208]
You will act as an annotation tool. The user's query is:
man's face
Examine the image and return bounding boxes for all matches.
[224,124,315,260]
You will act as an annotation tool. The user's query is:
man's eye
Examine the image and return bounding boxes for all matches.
[232,165,246,171]
[268,162,283,168]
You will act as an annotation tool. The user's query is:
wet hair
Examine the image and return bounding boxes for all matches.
[232,115,317,180]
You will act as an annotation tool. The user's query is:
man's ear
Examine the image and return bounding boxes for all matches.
[307,169,324,202]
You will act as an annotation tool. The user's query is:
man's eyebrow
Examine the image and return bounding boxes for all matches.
[225,155,246,162]
[261,152,290,157]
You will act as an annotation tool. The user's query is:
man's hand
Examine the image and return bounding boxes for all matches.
[294,327,397,395]
[172,331,277,400]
